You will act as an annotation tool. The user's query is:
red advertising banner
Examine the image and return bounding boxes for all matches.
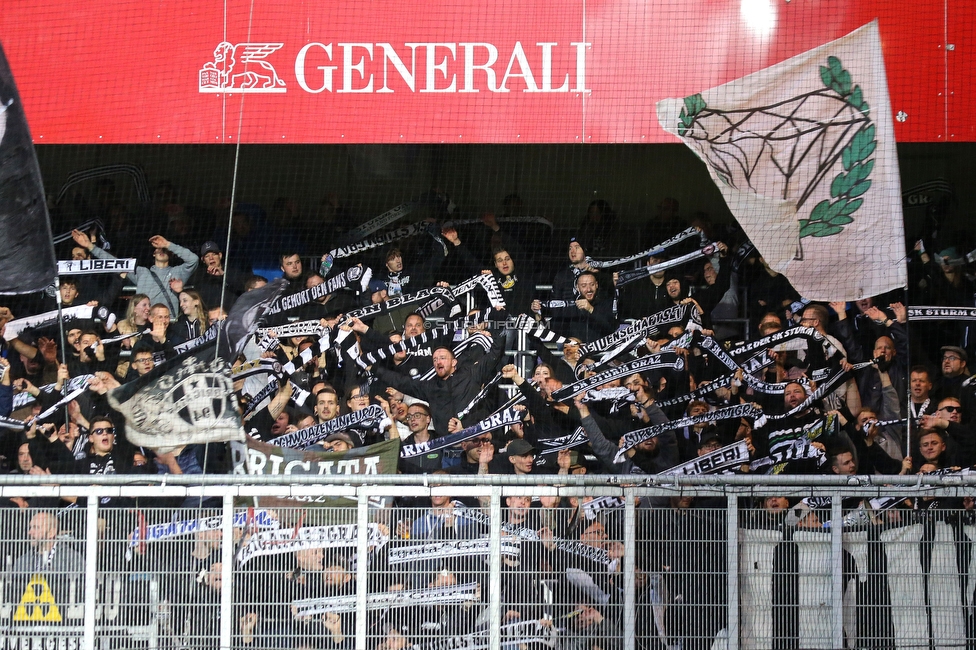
[1,0,971,144]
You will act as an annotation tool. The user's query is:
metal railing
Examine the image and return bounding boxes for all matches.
[3,473,975,650]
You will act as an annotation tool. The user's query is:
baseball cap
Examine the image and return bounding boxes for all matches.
[200,241,222,256]
[324,432,355,446]
[507,439,535,457]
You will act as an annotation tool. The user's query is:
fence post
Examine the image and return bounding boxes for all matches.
[830,495,844,649]
[623,489,636,650]
[726,493,739,650]
[220,493,235,650]
[489,486,502,650]
[83,497,99,650]
[356,489,370,650]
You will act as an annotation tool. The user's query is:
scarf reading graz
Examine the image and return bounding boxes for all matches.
[273,405,386,449]
[579,304,688,357]
[400,402,525,458]
[265,266,372,315]
[551,353,684,402]
[582,495,626,520]
[537,428,590,456]
[615,244,718,288]
[12,374,92,411]
[662,440,750,476]
[237,523,389,565]
[404,621,559,650]
[345,286,461,322]
[585,227,702,268]
[907,306,976,321]
[126,510,278,558]
[255,320,327,341]
[387,538,521,565]
[329,221,431,259]
[455,508,615,569]
[3,305,94,341]
[452,273,507,310]
[614,403,767,463]
[293,583,480,618]
[656,373,737,408]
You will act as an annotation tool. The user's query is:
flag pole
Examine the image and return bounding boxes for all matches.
[53,276,71,434]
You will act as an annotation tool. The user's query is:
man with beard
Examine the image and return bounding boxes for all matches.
[7,512,85,635]
[546,272,617,344]
[838,301,908,420]
[372,338,506,435]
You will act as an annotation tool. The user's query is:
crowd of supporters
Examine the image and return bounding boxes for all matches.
[2,189,976,648]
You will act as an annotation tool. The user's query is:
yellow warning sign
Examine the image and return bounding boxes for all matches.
[13,573,62,622]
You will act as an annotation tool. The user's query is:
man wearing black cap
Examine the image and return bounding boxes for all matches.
[189,240,246,310]
[536,238,598,332]
[505,439,536,475]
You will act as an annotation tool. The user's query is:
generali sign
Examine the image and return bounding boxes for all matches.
[200,41,589,95]
[1,0,970,143]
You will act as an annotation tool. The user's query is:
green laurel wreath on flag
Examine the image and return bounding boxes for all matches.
[677,93,706,137]
[799,56,876,238]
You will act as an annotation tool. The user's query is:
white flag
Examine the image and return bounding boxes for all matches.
[657,21,905,301]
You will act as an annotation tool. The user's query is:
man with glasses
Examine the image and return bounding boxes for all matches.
[399,402,445,474]
[65,416,148,507]
[920,397,976,467]
[937,345,970,400]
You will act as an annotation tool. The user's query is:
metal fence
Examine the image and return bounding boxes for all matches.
[3,473,976,650]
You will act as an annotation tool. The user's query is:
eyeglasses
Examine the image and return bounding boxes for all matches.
[941,405,962,413]
[91,427,116,436]
[943,356,963,362]
[133,357,154,364]
[405,413,429,421]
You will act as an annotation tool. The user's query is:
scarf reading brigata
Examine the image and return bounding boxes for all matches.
[230,437,401,508]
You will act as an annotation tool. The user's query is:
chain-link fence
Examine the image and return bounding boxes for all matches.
[3,474,976,649]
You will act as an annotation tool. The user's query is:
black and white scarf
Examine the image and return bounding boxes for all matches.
[273,405,387,449]
[551,353,684,402]
[585,227,702,268]
[615,403,766,463]
[615,244,718,288]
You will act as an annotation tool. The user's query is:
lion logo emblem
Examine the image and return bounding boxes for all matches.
[199,42,286,93]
